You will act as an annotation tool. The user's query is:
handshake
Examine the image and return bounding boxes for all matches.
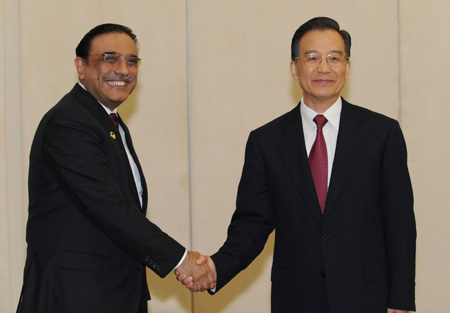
[174,251,217,292]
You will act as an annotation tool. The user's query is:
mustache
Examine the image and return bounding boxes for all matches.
[104,74,134,83]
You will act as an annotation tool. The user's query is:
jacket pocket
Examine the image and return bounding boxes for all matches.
[57,250,110,275]
[271,264,293,287]
[364,259,389,281]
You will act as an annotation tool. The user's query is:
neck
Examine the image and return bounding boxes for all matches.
[303,96,339,113]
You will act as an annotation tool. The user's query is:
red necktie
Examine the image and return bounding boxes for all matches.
[110,113,119,129]
[309,115,328,214]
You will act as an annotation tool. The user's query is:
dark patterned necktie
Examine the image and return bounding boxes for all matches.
[309,115,328,214]
[110,113,119,129]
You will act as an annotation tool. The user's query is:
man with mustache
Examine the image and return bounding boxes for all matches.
[16,23,215,313]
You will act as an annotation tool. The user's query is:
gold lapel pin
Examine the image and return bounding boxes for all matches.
[110,131,116,139]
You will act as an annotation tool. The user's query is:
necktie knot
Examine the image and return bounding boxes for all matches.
[110,113,119,129]
[313,115,328,130]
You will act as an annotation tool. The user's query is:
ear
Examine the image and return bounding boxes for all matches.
[290,60,299,81]
[75,57,87,80]
[345,59,351,80]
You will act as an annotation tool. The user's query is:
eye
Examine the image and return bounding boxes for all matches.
[306,54,320,63]
[126,57,139,65]
[328,54,342,63]
[104,54,120,63]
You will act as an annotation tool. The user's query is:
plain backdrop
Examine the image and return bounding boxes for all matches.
[1,1,449,312]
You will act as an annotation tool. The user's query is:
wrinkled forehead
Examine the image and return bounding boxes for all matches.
[89,32,138,55]
[299,29,345,54]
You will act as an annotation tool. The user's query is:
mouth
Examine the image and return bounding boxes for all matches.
[313,79,334,85]
[106,80,127,87]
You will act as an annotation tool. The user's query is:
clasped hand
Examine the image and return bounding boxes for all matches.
[174,251,216,292]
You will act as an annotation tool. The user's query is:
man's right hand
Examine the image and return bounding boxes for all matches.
[175,252,216,292]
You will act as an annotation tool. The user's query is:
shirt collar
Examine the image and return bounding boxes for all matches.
[77,82,117,115]
[300,97,342,130]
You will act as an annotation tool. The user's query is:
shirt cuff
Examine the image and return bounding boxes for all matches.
[173,249,187,271]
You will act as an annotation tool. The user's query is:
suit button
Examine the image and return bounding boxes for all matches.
[320,271,326,278]
[321,234,330,241]
[138,264,144,270]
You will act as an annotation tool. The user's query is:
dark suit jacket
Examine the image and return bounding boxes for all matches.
[17,84,185,313]
[211,99,416,313]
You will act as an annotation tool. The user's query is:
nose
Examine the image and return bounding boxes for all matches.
[317,57,331,72]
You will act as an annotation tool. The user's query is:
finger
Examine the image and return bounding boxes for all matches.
[177,274,186,282]
[195,255,208,265]
[181,276,193,285]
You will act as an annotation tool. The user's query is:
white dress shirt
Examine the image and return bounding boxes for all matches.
[300,97,342,187]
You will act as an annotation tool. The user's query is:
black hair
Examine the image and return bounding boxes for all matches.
[75,23,138,63]
[291,17,351,61]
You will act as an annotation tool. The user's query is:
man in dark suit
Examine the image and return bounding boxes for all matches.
[178,17,416,313]
[17,23,215,313]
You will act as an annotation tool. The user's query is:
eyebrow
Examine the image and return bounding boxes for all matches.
[303,49,344,55]
[102,51,139,57]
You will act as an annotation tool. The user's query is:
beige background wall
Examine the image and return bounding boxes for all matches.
[1,0,448,312]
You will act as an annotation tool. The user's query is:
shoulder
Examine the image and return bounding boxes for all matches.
[40,85,103,129]
[341,99,408,154]
[250,105,300,137]
[341,99,402,138]
[342,99,398,125]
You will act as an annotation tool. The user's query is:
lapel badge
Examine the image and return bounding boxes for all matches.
[110,131,116,139]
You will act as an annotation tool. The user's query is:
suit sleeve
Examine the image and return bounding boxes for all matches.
[42,107,185,277]
[211,131,275,292]
[381,121,416,310]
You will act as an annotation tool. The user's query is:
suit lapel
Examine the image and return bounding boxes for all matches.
[324,99,366,218]
[101,115,142,209]
[69,84,142,209]
[117,116,148,213]
[276,104,323,224]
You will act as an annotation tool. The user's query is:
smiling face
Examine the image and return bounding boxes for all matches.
[290,29,350,112]
[75,32,138,110]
